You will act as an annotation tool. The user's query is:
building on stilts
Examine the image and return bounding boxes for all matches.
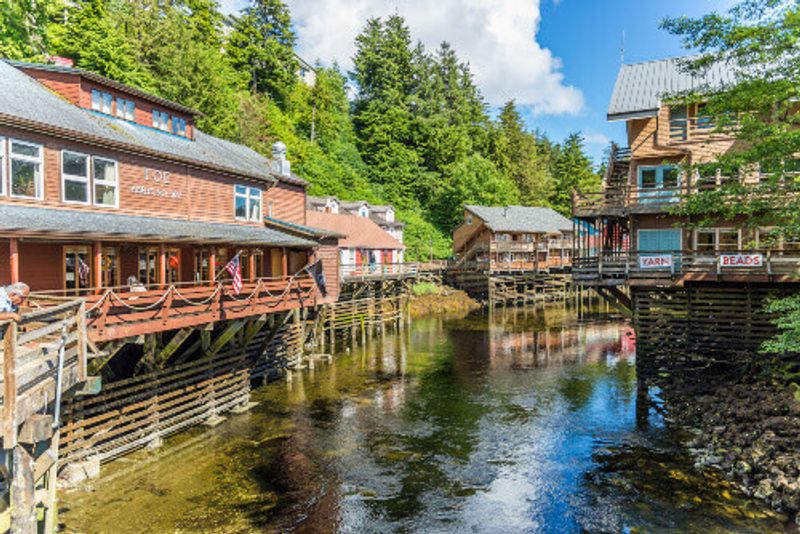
[448,205,574,305]
[572,55,800,374]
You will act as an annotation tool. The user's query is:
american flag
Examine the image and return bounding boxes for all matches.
[77,257,90,286]
[224,253,242,295]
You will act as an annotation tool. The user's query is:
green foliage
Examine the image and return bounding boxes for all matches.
[4,4,596,260]
[550,133,601,215]
[762,294,800,354]
[412,282,441,296]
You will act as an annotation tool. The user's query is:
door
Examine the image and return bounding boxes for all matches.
[638,165,680,204]
[64,246,91,294]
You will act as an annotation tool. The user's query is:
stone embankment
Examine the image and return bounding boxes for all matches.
[660,363,800,525]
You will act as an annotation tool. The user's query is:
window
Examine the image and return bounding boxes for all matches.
[718,229,739,250]
[64,246,91,293]
[116,97,135,121]
[234,185,262,222]
[696,103,714,130]
[138,248,160,286]
[101,248,120,288]
[10,140,43,199]
[152,110,170,131]
[669,105,688,141]
[62,151,90,204]
[637,165,681,203]
[0,137,5,196]
[694,228,740,252]
[172,116,186,136]
[695,230,716,253]
[640,168,657,189]
[358,205,369,217]
[91,89,113,114]
[467,215,473,225]
[93,157,118,207]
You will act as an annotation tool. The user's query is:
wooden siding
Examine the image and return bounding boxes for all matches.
[0,240,9,285]
[19,242,63,291]
[18,68,82,106]
[265,181,306,225]
[0,125,275,225]
[317,238,340,302]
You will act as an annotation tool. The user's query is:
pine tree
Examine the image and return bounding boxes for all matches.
[549,133,600,215]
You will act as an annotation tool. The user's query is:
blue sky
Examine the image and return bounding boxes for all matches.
[221,0,737,164]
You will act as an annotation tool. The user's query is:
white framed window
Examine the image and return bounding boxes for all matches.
[91,89,113,114]
[10,139,43,199]
[358,205,369,217]
[116,97,135,121]
[466,215,473,225]
[61,150,90,204]
[693,228,740,252]
[234,185,262,222]
[0,137,5,196]
[172,116,186,136]
[152,110,170,131]
[93,157,118,207]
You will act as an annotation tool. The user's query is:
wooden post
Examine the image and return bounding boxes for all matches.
[93,241,103,292]
[12,443,36,533]
[9,238,19,284]
[281,248,288,277]
[248,251,256,283]
[209,249,216,286]
[159,243,167,288]
[3,321,18,446]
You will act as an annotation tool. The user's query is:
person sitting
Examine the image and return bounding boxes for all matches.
[0,282,30,323]
[127,276,147,293]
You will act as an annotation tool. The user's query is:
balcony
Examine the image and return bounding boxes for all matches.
[30,274,322,342]
[491,242,536,253]
[340,262,419,282]
[573,250,800,286]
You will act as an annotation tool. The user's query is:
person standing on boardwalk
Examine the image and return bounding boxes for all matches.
[0,282,30,322]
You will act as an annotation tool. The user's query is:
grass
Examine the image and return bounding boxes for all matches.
[411,282,442,297]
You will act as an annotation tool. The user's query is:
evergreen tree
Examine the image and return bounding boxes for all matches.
[226,0,298,105]
[549,133,600,215]
[0,0,55,59]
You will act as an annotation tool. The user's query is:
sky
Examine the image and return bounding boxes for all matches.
[219,0,737,163]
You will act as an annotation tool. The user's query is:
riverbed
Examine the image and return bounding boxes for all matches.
[59,305,788,533]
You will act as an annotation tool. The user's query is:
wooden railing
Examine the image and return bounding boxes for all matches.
[573,249,800,284]
[340,262,419,280]
[491,242,536,253]
[1,299,88,447]
[31,274,319,342]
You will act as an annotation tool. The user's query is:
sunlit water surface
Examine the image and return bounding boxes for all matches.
[60,306,788,533]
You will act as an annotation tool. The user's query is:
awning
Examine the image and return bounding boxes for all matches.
[0,204,316,247]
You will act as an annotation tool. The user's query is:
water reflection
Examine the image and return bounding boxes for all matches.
[60,304,786,533]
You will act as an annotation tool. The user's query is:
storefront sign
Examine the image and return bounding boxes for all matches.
[638,254,673,269]
[130,169,183,199]
[719,253,763,267]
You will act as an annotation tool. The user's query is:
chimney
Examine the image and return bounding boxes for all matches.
[503,207,509,218]
[271,141,291,177]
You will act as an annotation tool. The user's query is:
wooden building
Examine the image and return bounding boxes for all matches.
[0,60,338,342]
[572,55,800,357]
[452,205,573,272]
[307,195,405,244]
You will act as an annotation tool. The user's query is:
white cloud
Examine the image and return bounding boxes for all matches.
[283,0,583,116]
[584,132,610,146]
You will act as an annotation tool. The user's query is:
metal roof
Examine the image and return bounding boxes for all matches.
[465,205,572,234]
[306,211,405,250]
[608,56,738,121]
[264,216,345,239]
[0,204,316,247]
[0,60,306,186]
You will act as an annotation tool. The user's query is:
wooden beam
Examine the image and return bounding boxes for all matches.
[9,238,19,284]
[208,249,216,286]
[204,320,246,359]
[248,252,256,283]
[281,248,288,277]
[159,243,167,288]
[3,321,18,446]
[93,241,102,293]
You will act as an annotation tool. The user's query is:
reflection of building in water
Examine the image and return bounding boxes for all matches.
[487,312,635,370]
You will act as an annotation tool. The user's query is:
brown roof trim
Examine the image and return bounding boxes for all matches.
[0,113,278,188]
[10,61,202,117]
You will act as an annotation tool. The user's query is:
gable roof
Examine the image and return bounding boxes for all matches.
[306,211,405,250]
[0,60,306,186]
[608,56,737,121]
[465,205,571,234]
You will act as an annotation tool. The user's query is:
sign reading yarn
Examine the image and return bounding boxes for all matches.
[719,253,763,267]
[639,255,673,269]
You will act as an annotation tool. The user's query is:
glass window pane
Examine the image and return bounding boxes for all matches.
[249,198,261,221]
[95,184,116,206]
[11,141,39,158]
[11,159,39,197]
[102,93,112,114]
[235,185,247,195]
[63,152,88,177]
[93,158,116,183]
[91,90,101,111]
[126,101,135,120]
[696,231,715,252]
[641,169,657,189]
[65,180,88,202]
[719,230,739,250]
[662,167,679,188]
[235,195,247,219]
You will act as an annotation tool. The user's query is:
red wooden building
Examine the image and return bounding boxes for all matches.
[0,60,337,341]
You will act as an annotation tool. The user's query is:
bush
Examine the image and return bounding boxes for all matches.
[412,282,441,297]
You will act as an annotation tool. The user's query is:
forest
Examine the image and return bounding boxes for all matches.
[1,0,601,259]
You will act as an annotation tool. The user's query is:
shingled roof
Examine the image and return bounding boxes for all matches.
[0,204,316,247]
[608,56,737,121]
[306,211,405,250]
[465,205,572,234]
[0,60,307,186]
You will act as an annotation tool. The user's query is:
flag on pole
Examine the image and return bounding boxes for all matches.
[77,257,90,286]
[224,253,243,295]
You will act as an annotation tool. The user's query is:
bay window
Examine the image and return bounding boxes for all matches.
[235,185,262,222]
[10,140,43,199]
[62,150,90,204]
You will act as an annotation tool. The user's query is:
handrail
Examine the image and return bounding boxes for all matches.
[340,262,419,279]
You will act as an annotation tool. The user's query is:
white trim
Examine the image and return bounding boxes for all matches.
[61,150,91,205]
[9,139,44,200]
[0,137,5,197]
[234,184,262,222]
[92,156,119,208]
[692,227,741,251]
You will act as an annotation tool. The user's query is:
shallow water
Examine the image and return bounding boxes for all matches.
[59,305,788,533]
